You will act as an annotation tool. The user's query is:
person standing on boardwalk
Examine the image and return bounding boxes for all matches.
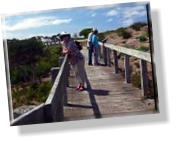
[87,28,94,65]
[91,28,99,65]
[60,32,86,91]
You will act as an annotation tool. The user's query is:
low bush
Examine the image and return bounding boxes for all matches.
[131,74,141,89]
[115,28,132,39]
[139,35,147,42]
[136,46,149,52]
[130,22,147,31]
[97,33,106,41]
[13,82,52,108]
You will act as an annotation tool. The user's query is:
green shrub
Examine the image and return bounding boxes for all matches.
[131,74,141,89]
[122,31,132,39]
[139,35,147,42]
[97,33,105,41]
[36,82,52,102]
[115,28,132,39]
[12,82,52,108]
[145,32,149,37]
[130,22,147,31]
[115,27,126,35]
[136,46,149,52]
[79,28,92,38]
[10,67,24,85]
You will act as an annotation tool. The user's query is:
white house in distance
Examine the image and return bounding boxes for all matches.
[35,35,60,46]
[35,33,84,47]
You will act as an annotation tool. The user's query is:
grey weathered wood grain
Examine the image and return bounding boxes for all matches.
[140,59,149,97]
[124,54,131,83]
[78,40,151,62]
[64,47,153,121]
[113,50,119,73]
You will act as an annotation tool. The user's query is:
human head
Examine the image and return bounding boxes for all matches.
[92,27,98,34]
[59,32,71,43]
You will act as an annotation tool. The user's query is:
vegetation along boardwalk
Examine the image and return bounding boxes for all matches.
[64,46,154,121]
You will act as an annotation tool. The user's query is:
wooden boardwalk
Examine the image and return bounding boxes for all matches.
[64,48,153,121]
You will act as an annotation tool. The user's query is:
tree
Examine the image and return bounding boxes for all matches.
[7,37,45,84]
[51,35,58,45]
[79,28,92,38]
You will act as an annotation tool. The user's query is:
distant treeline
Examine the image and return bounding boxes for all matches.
[79,22,147,41]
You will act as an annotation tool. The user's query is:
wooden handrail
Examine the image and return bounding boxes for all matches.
[79,39,151,97]
[11,54,69,125]
[78,39,151,62]
[44,54,69,122]
[99,42,151,63]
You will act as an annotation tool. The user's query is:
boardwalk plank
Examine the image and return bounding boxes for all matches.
[63,48,154,121]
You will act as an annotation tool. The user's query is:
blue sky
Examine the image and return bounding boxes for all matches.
[3,2,148,39]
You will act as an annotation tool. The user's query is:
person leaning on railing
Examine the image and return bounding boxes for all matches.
[59,32,86,91]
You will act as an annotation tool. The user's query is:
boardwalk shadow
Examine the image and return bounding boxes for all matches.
[87,89,109,96]
[84,71,105,118]
[66,103,92,109]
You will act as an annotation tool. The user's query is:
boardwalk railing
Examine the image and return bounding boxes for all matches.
[11,54,69,126]
[10,39,152,125]
[79,39,151,97]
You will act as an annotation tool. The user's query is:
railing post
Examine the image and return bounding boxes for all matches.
[140,59,149,97]
[113,50,119,73]
[64,59,69,105]
[98,45,102,60]
[103,43,107,66]
[58,56,64,67]
[124,54,131,83]
[107,48,111,67]
[65,59,70,87]
[50,67,60,83]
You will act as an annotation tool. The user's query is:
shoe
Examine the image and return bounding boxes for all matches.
[76,84,81,90]
[88,63,93,66]
[78,86,85,91]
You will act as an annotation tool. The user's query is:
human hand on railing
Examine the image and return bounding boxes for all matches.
[62,49,71,55]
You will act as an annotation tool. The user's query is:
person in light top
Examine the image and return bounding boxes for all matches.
[60,32,86,91]
[87,28,99,66]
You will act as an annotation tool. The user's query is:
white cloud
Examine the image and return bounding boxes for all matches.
[52,19,72,24]
[123,18,134,26]
[91,13,96,17]
[86,5,114,10]
[133,6,145,11]
[123,6,146,18]
[107,18,113,22]
[106,10,118,16]
[124,10,146,18]
[4,16,72,31]
[4,31,57,40]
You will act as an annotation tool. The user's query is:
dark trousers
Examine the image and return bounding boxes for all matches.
[88,49,93,64]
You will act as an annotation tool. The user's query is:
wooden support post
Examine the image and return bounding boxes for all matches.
[65,59,70,87]
[50,67,60,83]
[103,44,107,66]
[63,70,68,106]
[58,56,64,67]
[140,59,149,97]
[124,54,130,83]
[113,50,119,73]
[98,46,102,60]
[107,48,111,67]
